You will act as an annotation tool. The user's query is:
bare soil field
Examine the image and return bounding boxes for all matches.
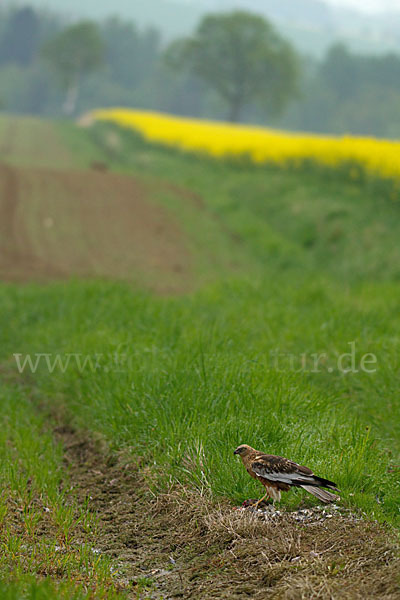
[0,163,191,290]
[0,116,192,292]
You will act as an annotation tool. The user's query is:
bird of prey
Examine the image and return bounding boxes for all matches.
[234,444,340,506]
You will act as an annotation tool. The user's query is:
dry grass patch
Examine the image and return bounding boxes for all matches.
[56,425,399,599]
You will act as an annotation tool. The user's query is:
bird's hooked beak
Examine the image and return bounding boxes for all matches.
[233,449,239,455]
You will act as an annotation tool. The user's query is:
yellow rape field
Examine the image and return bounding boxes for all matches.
[92,108,400,181]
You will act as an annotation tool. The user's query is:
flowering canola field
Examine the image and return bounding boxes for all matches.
[92,108,400,181]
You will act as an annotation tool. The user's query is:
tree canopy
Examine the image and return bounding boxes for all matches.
[0,5,400,137]
[166,11,299,122]
[0,7,40,66]
[42,21,104,114]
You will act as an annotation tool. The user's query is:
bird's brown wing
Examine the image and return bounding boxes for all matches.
[251,454,319,487]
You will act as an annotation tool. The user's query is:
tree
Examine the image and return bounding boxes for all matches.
[165,11,299,122]
[0,7,40,66]
[42,21,104,115]
[319,43,359,101]
[101,17,160,90]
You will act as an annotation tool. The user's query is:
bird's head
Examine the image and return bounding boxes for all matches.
[233,444,254,457]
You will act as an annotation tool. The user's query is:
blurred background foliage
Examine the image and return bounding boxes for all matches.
[1,3,400,137]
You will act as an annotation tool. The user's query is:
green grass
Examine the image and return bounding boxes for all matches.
[0,115,75,169]
[83,122,400,282]
[1,272,398,525]
[0,579,110,600]
[0,117,399,594]
[0,379,126,598]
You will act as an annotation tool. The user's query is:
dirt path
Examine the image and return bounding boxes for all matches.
[1,361,398,599]
[54,424,399,600]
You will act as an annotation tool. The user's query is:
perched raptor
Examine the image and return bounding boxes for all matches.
[234,444,340,505]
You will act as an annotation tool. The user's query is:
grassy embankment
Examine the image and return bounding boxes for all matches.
[0,116,399,597]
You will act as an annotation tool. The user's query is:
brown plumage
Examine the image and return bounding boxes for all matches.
[234,444,340,505]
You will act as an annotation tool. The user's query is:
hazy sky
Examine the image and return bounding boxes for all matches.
[326,0,400,12]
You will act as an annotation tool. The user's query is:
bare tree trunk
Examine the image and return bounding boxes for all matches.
[63,80,79,116]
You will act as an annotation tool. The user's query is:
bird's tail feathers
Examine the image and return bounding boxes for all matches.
[312,476,340,491]
[301,485,340,503]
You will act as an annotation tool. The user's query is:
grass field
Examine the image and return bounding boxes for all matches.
[0,115,399,598]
